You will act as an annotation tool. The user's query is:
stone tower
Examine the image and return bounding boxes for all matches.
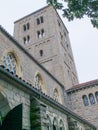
[14,5,78,90]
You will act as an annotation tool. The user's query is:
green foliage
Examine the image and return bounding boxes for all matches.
[30,98,41,130]
[47,0,98,28]
[47,0,63,9]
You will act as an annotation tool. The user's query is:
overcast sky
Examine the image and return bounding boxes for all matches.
[0,0,98,83]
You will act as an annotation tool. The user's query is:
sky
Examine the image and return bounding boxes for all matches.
[0,0,98,83]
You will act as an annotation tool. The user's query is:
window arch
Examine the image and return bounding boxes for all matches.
[53,117,58,130]
[89,93,95,105]
[2,53,17,74]
[59,120,64,130]
[34,72,47,94]
[1,51,21,76]
[82,95,89,106]
[53,88,59,102]
[95,92,98,102]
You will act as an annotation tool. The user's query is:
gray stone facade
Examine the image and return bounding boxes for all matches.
[0,5,97,130]
[0,26,65,105]
[66,81,98,128]
[0,69,30,129]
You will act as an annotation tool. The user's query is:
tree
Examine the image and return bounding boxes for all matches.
[47,0,98,28]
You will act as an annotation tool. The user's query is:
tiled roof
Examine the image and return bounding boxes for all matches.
[66,79,98,93]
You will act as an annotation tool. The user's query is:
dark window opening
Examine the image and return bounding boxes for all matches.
[27,35,30,43]
[23,37,26,44]
[27,23,30,30]
[89,93,95,105]
[47,126,49,130]
[23,25,26,31]
[37,29,45,38]
[40,16,44,23]
[41,29,45,37]
[60,127,63,130]
[37,31,41,38]
[53,125,56,130]
[40,50,43,56]
[82,95,89,106]
[37,18,40,25]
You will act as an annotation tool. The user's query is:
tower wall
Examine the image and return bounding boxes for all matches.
[14,5,78,90]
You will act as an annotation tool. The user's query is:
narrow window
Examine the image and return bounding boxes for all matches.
[23,25,26,31]
[23,37,27,44]
[53,125,56,130]
[59,120,64,130]
[27,35,30,43]
[82,95,89,106]
[53,118,57,130]
[40,50,43,56]
[95,92,98,102]
[37,31,41,38]
[40,16,44,23]
[27,23,30,30]
[36,18,40,25]
[89,93,95,105]
[41,29,45,37]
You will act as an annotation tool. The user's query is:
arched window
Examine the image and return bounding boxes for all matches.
[2,53,17,74]
[23,25,26,31]
[95,92,98,102]
[89,93,95,105]
[59,120,64,130]
[53,118,58,130]
[82,95,89,106]
[34,74,42,90]
[34,73,47,94]
[53,88,59,101]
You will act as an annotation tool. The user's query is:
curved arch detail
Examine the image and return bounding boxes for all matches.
[0,49,22,77]
[59,119,64,130]
[0,92,11,119]
[53,117,58,130]
[34,72,47,94]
